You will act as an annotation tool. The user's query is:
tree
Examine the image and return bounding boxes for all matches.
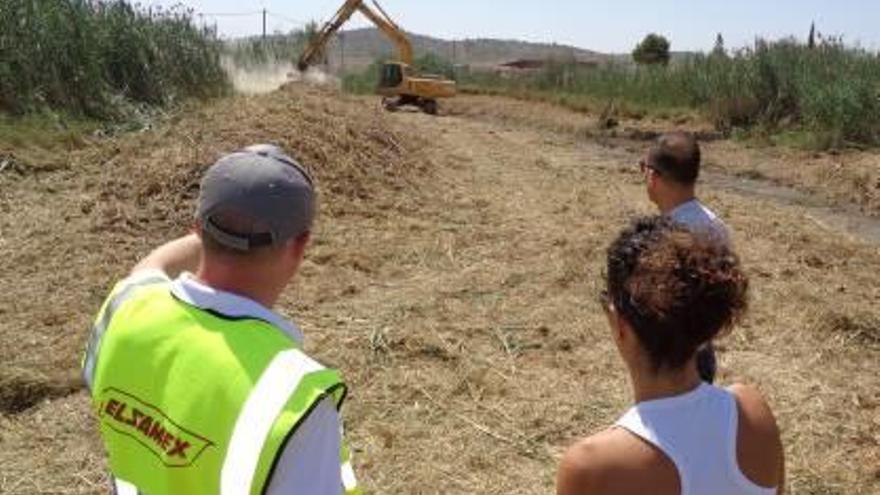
[712,33,727,58]
[808,22,816,49]
[633,33,671,66]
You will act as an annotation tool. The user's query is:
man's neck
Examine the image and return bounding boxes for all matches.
[628,359,703,403]
[196,263,283,308]
[657,190,697,215]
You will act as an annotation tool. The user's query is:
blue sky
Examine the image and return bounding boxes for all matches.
[151,0,880,53]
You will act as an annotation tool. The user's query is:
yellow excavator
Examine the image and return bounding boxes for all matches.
[297,0,456,115]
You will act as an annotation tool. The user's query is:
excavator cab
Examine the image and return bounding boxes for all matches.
[378,62,404,89]
[377,61,453,115]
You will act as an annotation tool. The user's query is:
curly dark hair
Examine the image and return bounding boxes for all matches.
[605,216,748,371]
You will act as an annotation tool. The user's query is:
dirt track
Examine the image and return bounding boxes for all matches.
[1,88,878,494]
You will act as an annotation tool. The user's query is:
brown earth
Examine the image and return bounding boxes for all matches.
[446,93,880,218]
[1,87,878,494]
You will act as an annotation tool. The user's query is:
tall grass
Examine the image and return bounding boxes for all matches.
[463,38,880,148]
[0,0,229,119]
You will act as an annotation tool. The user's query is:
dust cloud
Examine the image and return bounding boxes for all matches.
[221,57,339,95]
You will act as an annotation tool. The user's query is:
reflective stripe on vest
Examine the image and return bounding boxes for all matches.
[88,283,355,495]
[114,477,140,495]
[221,349,323,494]
[82,273,169,390]
[342,461,358,493]
[340,433,361,495]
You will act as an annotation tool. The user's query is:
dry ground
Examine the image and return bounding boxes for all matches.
[448,93,880,217]
[1,88,878,494]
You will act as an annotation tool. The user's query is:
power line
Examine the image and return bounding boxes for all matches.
[198,11,262,18]
[266,11,308,27]
[192,9,310,38]
[193,9,308,25]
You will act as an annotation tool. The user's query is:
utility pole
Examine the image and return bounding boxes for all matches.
[452,39,456,64]
[262,9,267,41]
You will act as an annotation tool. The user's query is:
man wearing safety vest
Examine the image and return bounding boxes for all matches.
[82,144,361,495]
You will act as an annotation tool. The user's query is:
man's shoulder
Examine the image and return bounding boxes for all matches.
[112,268,172,295]
[99,269,172,315]
[670,199,718,223]
[670,199,730,241]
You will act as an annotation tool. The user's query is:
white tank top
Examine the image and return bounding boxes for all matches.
[615,383,777,495]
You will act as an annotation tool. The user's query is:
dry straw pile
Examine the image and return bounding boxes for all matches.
[0,84,431,491]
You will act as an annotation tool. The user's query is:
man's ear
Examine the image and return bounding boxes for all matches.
[614,312,633,346]
[287,231,311,258]
[648,169,660,188]
[296,231,311,249]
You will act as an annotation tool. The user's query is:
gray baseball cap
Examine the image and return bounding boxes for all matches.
[197,144,315,251]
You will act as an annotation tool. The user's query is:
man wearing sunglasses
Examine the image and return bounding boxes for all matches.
[639,132,730,383]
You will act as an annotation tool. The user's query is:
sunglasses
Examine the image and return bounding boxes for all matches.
[598,289,614,314]
[639,159,661,176]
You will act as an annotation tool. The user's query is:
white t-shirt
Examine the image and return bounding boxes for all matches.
[668,199,730,246]
[115,270,346,495]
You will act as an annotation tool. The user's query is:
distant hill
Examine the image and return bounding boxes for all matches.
[319,28,610,73]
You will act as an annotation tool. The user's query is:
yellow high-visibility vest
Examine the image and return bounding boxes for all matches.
[83,276,360,495]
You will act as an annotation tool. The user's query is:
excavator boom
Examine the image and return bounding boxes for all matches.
[356,0,413,65]
[297,0,412,70]
[297,0,361,71]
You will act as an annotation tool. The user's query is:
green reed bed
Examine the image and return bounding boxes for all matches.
[0,0,229,119]
[460,38,880,149]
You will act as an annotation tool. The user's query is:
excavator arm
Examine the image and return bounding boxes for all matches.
[356,1,413,65]
[297,0,413,71]
[297,0,361,71]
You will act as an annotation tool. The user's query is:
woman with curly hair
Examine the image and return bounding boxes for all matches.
[557,216,784,495]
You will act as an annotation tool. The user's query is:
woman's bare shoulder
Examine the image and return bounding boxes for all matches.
[557,428,679,495]
[729,383,785,491]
